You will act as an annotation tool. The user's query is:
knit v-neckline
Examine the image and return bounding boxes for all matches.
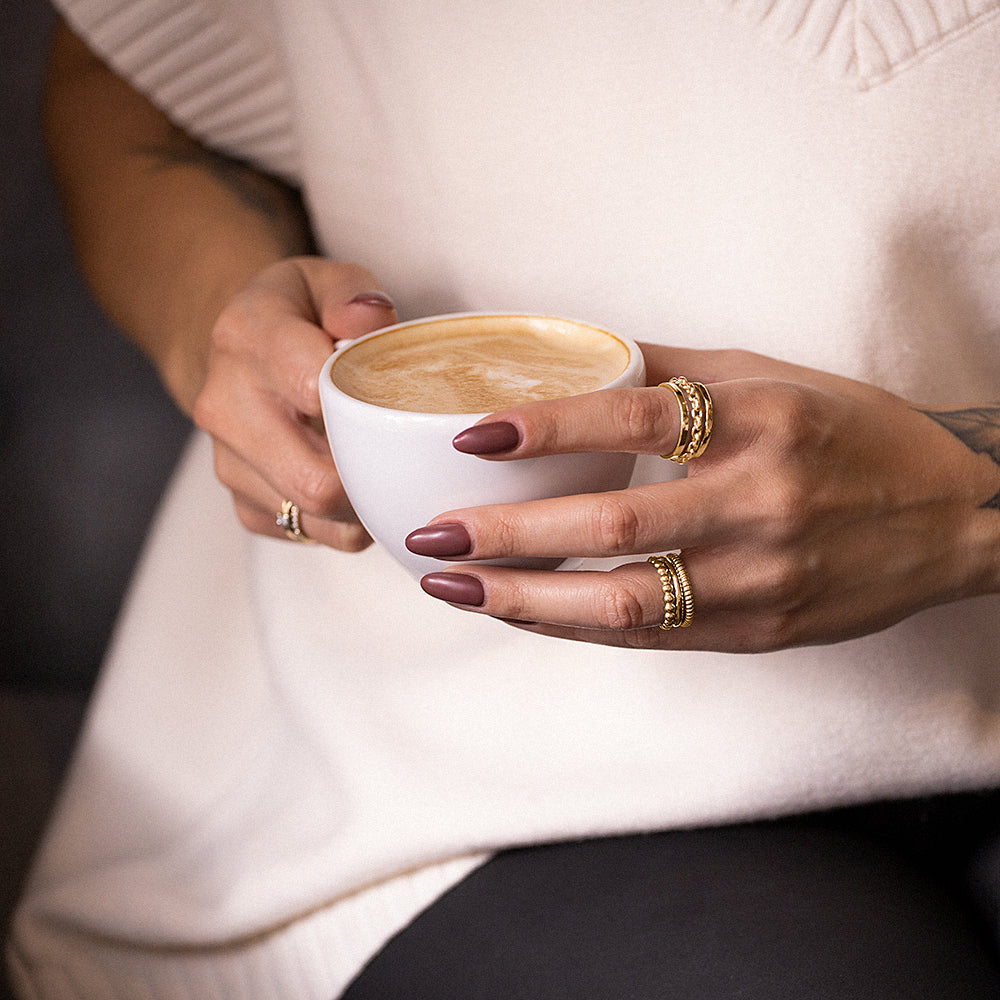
[713,0,1000,88]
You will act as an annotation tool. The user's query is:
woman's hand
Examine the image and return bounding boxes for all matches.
[406,346,1000,652]
[193,257,396,550]
[45,23,397,550]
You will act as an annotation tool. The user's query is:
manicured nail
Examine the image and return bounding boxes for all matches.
[349,291,396,310]
[420,573,485,607]
[405,522,472,557]
[453,421,520,455]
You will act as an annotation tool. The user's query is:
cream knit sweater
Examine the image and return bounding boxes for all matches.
[9,1,1000,996]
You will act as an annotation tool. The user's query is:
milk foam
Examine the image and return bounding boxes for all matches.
[331,316,629,413]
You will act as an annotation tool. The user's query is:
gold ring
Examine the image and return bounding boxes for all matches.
[647,552,695,628]
[277,500,313,543]
[658,377,714,464]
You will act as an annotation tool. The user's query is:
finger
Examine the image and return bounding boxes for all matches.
[421,562,668,628]
[454,377,755,464]
[206,374,357,522]
[286,288,396,412]
[455,556,714,628]
[418,560,726,648]
[236,311,344,419]
[235,494,372,551]
[418,561,789,654]
[214,438,358,522]
[218,443,372,550]
[233,266,396,417]
[247,258,395,339]
[499,612,766,653]
[290,259,398,340]
[406,471,754,562]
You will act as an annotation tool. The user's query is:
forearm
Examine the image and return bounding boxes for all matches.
[43,19,314,414]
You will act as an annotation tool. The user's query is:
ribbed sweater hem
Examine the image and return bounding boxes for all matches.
[7,853,488,1000]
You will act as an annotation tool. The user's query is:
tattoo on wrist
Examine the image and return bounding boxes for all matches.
[917,406,1000,510]
[136,126,313,255]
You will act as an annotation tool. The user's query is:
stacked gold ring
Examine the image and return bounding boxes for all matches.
[659,376,714,464]
[647,553,695,629]
[277,499,313,543]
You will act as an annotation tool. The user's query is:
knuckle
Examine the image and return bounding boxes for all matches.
[763,480,812,542]
[210,444,229,486]
[290,462,342,514]
[719,605,800,654]
[614,390,669,448]
[743,553,815,650]
[290,364,320,408]
[210,299,251,353]
[487,514,520,557]
[764,383,827,456]
[593,579,648,632]
[191,384,221,435]
[502,583,535,624]
[585,494,642,554]
[756,552,809,605]
[747,468,817,545]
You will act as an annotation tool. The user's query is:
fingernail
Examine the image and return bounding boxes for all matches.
[453,421,520,455]
[349,291,396,310]
[405,522,472,557]
[420,573,485,607]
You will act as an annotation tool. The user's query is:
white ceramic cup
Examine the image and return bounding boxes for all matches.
[319,313,646,578]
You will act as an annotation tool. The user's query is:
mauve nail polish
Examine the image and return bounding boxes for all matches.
[452,421,520,455]
[420,573,485,607]
[348,291,396,310]
[405,522,472,557]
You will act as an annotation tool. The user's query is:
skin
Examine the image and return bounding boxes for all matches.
[44,19,395,551]
[47,20,1000,654]
[412,350,1000,653]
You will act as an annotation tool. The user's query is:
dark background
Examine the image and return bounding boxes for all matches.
[1,2,190,991]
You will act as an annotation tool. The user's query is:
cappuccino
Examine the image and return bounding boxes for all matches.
[330,314,629,413]
[319,313,645,576]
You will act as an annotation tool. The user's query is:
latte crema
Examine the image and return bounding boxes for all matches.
[331,315,629,413]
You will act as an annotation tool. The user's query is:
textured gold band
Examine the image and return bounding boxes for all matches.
[647,552,695,629]
[647,555,679,629]
[658,377,714,464]
[664,552,694,627]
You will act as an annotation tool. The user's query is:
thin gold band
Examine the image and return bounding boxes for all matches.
[660,380,690,465]
[665,552,694,627]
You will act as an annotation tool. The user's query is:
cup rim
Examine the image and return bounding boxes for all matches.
[319,311,644,417]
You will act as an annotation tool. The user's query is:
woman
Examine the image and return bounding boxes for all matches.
[8,1,1000,997]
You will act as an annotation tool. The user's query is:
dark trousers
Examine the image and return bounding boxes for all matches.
[343,790,1000,999]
